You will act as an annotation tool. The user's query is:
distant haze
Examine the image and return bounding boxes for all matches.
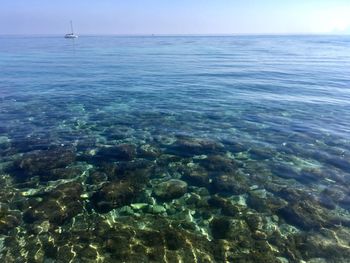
[1,0,350,35]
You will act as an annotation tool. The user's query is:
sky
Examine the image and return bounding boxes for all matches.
[1,0,350,35]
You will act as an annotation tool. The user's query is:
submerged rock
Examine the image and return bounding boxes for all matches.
[86,171,108,186]
[163,229,185,250]
[119,206,134,216]
[317,194,336,210]
[199,155,240,173]
[102,126,133,140]
[249,147,273,160]
[90,167,151,213]
[271,163,300,181]
[10,137,54,153]
[96,144,136,161]
[147,204,166,214]
[339,194,350,211]
[300,228,350,261]
[137,144,161,159]
[0,205,21,235]
[40,166,83,182]
[90,180,138,213]
[10,148,76,180]
[130,203,148,210]
[245,213,263,231]
[207,195,241,216]
[299,168,325,184]
[182,166,210,187]
[166,137,224,157]
[153,179,188,200]
[0,136,10,150]
[277,202,324,231]
[210,217,232,239]
[115,160,153,179]
[325,156,350,172]
[23,182,83,225]
[247,191,287,213]
[221,139,248,153]
[277,199,350,231]
[272,164,323,184]
[211,173,249,195]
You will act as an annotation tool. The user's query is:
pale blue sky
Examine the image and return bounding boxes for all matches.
[1,0,350,35]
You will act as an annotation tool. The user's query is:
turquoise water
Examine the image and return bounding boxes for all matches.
[0,35,350,262]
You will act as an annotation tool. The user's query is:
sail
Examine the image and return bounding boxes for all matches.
[70,21,74,34]
[65,21,78,38]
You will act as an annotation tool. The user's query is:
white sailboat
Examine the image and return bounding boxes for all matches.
[65,21,78,39]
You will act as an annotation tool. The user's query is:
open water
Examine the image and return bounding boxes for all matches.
[0,35,350,262]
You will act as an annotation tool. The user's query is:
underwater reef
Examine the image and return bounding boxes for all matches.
[1,124,350,262]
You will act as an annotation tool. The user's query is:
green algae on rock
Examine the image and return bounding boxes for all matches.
[153,179,188,200]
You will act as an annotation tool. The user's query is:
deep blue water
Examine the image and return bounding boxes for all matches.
[0,35,350,262]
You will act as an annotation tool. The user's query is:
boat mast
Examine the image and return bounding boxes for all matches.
[70,21,74,34]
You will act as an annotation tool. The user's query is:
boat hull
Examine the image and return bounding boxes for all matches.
[64,34,78,39]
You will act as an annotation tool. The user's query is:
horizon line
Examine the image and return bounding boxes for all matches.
[0,32,349,37]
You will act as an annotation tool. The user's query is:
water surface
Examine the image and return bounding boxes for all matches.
[0,35,350,262]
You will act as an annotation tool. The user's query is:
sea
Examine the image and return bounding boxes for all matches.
[0,35,350,262]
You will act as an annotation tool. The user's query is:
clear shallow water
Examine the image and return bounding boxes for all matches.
[0,35,350,262]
